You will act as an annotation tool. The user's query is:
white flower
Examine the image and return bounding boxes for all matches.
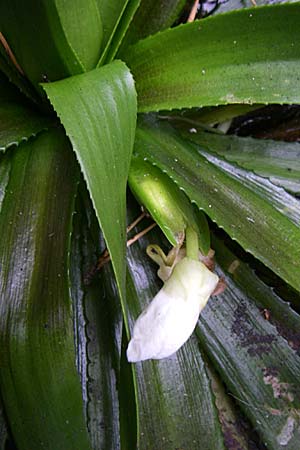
[127,256,219,362]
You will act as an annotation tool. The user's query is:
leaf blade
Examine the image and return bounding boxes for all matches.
[0,73,53,151]
[0,0,103,92]
[97,0,141,66]
[134,121,300,291]
[95,0,127,53]
[197,259,300,449]
[125,198,225,450]
[0,129,91,450]
[181,130,300,194]
[43,61,137,320]
[70,186,123,450]
[123,4,300,111]
[118,0,186,53]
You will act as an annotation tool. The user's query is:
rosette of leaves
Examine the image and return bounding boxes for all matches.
[0,1,300,449]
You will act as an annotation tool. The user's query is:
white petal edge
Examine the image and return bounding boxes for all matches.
[127,257,219,362]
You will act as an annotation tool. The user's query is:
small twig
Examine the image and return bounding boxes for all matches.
[84,220,157,284]
[0,32,24,75]
[97,248,109,269]
[250,0,257,5]
[126,211,146,234]
[96,222,157,271]
[126,223,157,247]
[187,0,200,22]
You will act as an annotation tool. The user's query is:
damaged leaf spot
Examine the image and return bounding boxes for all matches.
[263,368,300,446]
[227,259,240,274]
[263,368,294,403]
[231,302,277,356]
[277,416,296,446]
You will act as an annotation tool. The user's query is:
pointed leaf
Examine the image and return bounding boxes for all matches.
[43,61,137,320]
[70,187,122,450]
[118,0,186,52]
[0,129,91,450]
[197,262,300,449]
[0,44,39,105]
[124,4,300,112]
[0,73,53,151]
[0,0,103,91]
[205,359,260,450]
[134,121,300,292]
[96,0,127,51]
[213,235,300,353]
[97,0,141,66]
[182,130,300,194]
[125,199,225,450]
[171,104,262,128]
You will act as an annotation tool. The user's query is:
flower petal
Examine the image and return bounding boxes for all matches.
[127,257,219,362]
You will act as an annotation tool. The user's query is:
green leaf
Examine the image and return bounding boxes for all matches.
[97,0,141,66]
[0,129,91,450]
[43,60,137,325]
[182,130,300,194]
[129,153,210,252]
[118,0,186,53]
[0,45,40,105]
[0,152,10,213]
[0,73,53,152]
[134,120,300,292]
[70,186,122,450]
[0,0,103,91]
[123,3,300,112]
[205,357,259,450]
[95,0,127,50]
[125,198,225,450]
[197,260,300,449]
[54,0,103,71]
[0,399,8,450]
[165,103,261,128]
[213,235,300,351]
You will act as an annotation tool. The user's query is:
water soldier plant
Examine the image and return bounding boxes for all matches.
[0,1,300,449]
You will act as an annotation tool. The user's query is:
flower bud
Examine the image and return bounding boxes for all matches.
[127,257,219,362]
[129,154,210,253]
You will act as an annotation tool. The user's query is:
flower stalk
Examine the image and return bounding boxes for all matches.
[185,226,199,261]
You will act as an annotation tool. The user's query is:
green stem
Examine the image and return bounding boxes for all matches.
[185,227,199,261]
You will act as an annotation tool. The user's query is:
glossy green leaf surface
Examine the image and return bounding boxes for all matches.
[70,188,122,450]
[205,359,258,450]
[54,0,103,71]
[43,61,137,319]
[182,130,300,194]
[213,235,300,352]
[197,261,300,449]
[0,47,39,105]
[96,0,127,52]
[124,4,300,112]
[167,103,261,129]
[0,129,91,450]
[98,0,141,66]
[0,0,103,90]
[134,121,300,292]
[0,74,52,151]
[118,0,186,53]
[125,200,225,450]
